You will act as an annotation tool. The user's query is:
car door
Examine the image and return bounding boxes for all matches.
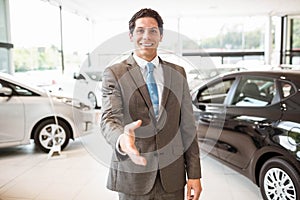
[0,80,25,143]
[192,77,236,158]
[223,75,282,169]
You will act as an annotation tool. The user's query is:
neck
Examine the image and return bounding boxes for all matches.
[135,50,157,62]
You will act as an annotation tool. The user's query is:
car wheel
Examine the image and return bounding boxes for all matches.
[259,157,299,200]
[88,92,97,109]
[33,118,71,153]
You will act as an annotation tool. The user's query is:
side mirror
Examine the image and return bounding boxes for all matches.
[73,72,80,80]
[0,87,13,96]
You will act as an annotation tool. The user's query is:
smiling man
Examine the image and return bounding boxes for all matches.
[100,8,202,200]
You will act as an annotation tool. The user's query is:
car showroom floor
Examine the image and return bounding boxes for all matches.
[0,129,263,200]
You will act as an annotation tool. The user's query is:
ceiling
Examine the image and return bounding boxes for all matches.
[57,0,300,21]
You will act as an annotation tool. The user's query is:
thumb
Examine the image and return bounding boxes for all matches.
[125,120,142,136]
[131,120,142,129]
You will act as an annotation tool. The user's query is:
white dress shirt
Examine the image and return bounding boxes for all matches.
[133,53,164,109]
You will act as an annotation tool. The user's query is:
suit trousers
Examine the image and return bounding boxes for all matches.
[118,171,184,200]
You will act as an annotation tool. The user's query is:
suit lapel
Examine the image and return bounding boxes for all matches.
[160,60,171,114]
[126,56,154,117]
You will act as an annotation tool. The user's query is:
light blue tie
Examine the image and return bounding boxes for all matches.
[146,62,159,117]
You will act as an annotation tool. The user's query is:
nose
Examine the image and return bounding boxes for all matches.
[142,30,151,39]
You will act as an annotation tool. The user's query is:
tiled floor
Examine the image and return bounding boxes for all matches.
[0,130,263,200]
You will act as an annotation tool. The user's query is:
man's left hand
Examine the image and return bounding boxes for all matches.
[187,179,202,200]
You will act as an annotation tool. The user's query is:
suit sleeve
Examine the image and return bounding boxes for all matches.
[100,67,128,160]
[180,69,202,179]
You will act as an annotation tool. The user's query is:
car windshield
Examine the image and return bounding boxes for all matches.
[0,73,45,95]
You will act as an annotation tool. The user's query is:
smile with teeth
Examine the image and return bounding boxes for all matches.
[140,43,153,47]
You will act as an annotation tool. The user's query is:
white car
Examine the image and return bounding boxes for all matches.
[73,69,103,109]
[0,72,98,153]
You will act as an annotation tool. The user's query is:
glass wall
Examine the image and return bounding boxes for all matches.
[9,0,93,75]
[0,0,11,73]
[10,0,61,73]
[279,15,300,66]
[0,0,8,42]
[291,17,300,64]
[7,0,300,74]
[180,16,266,66]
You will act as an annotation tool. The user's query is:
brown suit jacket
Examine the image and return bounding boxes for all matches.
[100,54,201,195]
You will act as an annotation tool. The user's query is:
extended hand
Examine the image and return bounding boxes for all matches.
[119,120,147,166]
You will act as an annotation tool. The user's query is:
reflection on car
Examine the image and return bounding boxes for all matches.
[191,70,300,200]
[0,72,98,153]
[73,69,102,109]
[187,64,246,91]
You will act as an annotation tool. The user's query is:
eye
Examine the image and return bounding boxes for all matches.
[150,29,158,34]
[136,28,144,34]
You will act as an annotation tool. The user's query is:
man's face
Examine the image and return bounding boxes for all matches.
[129,17,163,61]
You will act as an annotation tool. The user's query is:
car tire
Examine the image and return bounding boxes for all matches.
[88,92,97,109]
[259,157,299,200]
[33,118,71,153]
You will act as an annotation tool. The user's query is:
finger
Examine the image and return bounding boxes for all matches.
[125,142,147,166]
[187,185,191,200]
[193,193,200,200]
[128,153,147,166]
[126,143,140,155]
[190,188,201,200]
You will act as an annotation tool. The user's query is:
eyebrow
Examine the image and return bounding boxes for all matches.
[136,26,159,29]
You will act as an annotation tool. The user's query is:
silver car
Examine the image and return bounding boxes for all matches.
[0,72,98,153]
[73,69,103,109]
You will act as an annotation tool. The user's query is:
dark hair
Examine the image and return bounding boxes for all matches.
[129,8,164,35]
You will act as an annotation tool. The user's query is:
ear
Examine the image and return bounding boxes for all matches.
[129,32,133,42]
[160,34,163,42]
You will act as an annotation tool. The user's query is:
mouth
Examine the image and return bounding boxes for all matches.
[140,42,154,47]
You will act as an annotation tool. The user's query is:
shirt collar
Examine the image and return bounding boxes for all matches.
[133,53,159,69]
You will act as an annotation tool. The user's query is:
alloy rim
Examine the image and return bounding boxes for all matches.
[39,124,66,149]
[264,167,296,200]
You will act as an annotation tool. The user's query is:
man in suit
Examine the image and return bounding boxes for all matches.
[100,8,202,200]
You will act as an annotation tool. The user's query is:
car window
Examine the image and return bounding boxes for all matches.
[0,79,38,96]
[196,79,235,104]
[279,81,296,98]
[77,73,86,80]
[232,77,276,107]
[13,85,35,96]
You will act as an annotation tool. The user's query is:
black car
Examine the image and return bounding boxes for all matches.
[191,70,300,200]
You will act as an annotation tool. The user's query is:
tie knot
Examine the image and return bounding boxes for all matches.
[146,62,155,73]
